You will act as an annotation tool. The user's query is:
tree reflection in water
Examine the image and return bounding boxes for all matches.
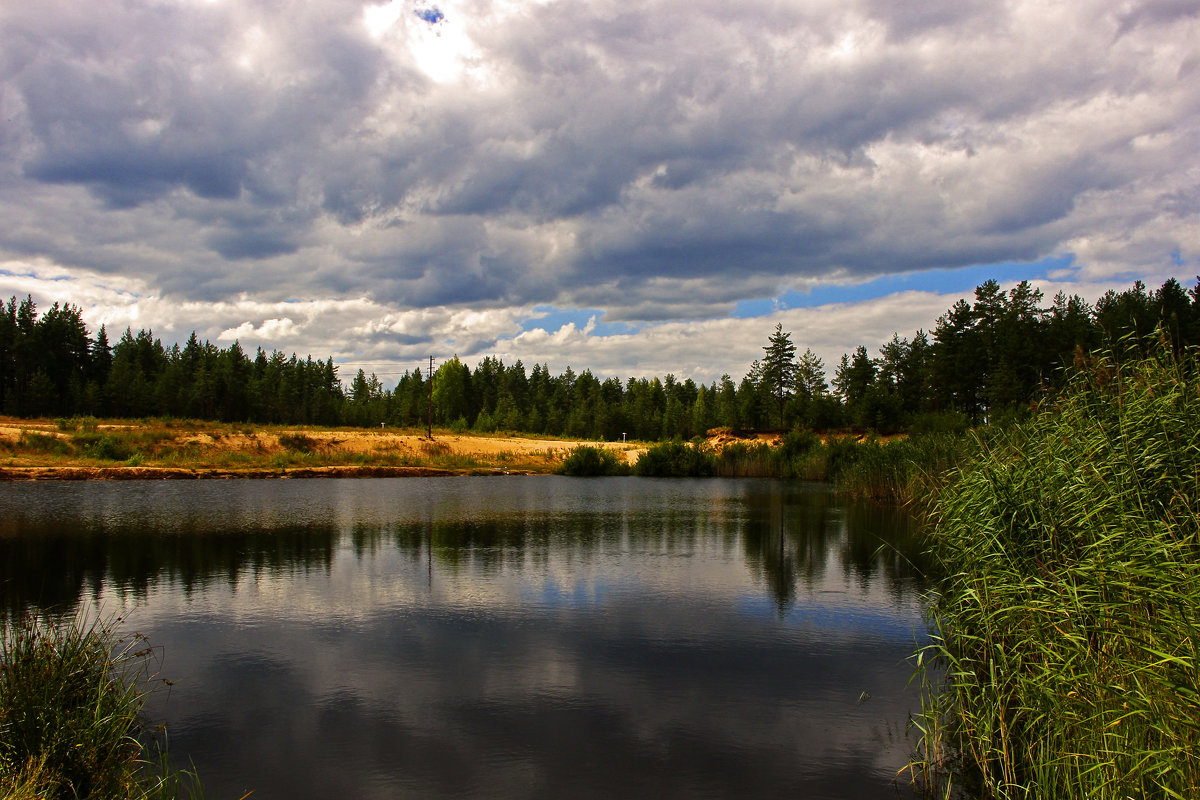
[1,479,927,619]
[0,477,931,800]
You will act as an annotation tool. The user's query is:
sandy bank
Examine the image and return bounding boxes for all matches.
[0,465,477,481]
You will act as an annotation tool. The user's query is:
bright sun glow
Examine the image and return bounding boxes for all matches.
[362,1,404,39]
[363,0,481,84]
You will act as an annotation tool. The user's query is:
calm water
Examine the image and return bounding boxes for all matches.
[1,476,930,799]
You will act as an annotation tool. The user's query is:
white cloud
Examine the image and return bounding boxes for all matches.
[0,0,1196,378]
[0,255,1181,386]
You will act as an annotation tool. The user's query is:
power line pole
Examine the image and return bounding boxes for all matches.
[427,355,434,438]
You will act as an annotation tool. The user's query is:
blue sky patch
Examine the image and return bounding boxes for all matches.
[733,256,1076,318]
[414,6,445,25]
[519,306,633,337]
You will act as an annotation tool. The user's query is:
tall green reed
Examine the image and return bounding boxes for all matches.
[0,612,205,800]
[634,440,718,476]
[832,434,966,506]
[912,339,1200,799]
[628,430,966,498]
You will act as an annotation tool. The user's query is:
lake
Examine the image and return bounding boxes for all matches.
[0,476,930,799]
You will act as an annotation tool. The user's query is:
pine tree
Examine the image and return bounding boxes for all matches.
[760,324,797,428]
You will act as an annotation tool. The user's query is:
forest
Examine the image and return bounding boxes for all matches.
[1,275,1197,438]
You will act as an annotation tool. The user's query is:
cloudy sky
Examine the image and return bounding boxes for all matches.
[1,0,1197,385]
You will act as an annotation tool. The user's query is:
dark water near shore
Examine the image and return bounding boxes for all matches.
[1,476,930,799]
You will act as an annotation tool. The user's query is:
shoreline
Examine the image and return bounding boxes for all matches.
[0,465,536,481]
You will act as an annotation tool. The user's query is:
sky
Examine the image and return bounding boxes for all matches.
[1,0,1197,386]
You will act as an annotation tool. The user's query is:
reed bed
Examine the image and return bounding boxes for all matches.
[0,612,204,800]
[832,434,966,506]
[625,431,963,504]
[633,440,718,477]
[912,342,1200,798]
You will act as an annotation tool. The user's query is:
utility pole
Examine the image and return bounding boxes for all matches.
[427,355,434,438]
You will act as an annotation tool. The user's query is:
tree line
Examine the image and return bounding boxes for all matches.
[1,275,1197,437]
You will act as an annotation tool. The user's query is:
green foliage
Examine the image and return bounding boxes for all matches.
[74,433,135,461]
[558,445,629,476]
[16,431,72,455]
[760,323,798,427]
[913,340,1200,799]
[778,427,821,457]
[697,428,963,492]
[907,410,970,436]
[832,434,964,503]
[634,441,717,477]
[56,417,97,432]
[0,613,204,800]
[712,441,779,477]
[821,435,863,480]
[4,275,1198,440]
[277,432,318,453]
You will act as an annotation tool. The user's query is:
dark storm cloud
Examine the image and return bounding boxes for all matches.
[207,229,299,260]
[4,0,388,235]
[1115,0,1200,37]
[0,0,1196,328]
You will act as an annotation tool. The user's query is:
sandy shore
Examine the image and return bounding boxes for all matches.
[0,465,469,481]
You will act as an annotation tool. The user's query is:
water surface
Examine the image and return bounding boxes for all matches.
[1,476,929,799]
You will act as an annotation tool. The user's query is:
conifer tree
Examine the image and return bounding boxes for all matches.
[760,324,797,428]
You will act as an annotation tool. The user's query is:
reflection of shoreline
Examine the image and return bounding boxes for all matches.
[1,479,930,799]
[1,481,928,618]
[0,466,465,481]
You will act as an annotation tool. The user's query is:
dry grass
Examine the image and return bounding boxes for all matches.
[0,417,644,477]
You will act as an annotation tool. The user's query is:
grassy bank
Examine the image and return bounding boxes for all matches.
[911,342,1200,798]
[569,430,966,505]
[1,414,964,492]
[0,417,614,474]
[0,613,204,800]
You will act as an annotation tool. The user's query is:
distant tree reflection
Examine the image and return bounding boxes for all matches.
[1,482,928,618]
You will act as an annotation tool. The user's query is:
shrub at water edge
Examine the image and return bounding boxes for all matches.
[558,445,630,476]
[633,441,717,477]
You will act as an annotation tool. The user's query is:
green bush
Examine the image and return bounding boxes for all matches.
[558,445,629,476]
[710,429,830,479]
[54,417,100,433]
[907,410,970,436]
[821,434,863,481]
[17,432,72,456]
[277,432,318,454]
[778,427,821,458]
[73,433,135,461]
[634,441,717,477]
